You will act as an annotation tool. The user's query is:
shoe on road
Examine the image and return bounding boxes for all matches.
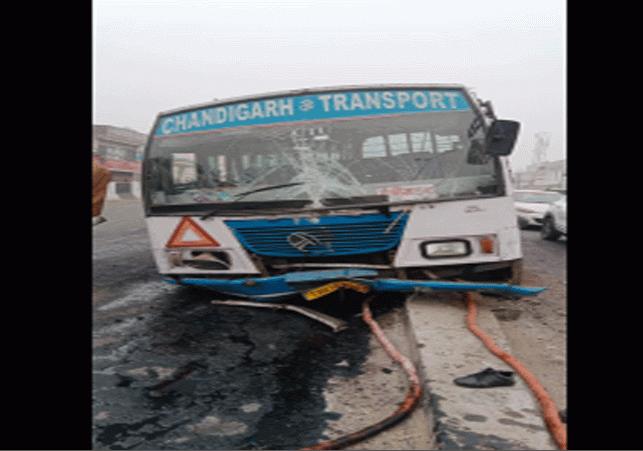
[453,367,515,388]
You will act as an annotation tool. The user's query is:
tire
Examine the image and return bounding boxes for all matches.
[541,215,561,241]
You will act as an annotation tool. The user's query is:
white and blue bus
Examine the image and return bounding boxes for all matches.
[142,84,542,301]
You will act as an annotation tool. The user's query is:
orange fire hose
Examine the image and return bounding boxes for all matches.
[463,291,567,450]
[301,294,422,450]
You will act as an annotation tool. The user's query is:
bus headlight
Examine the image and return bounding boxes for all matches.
[421,240,471,258]
[167,250,231,269]
[168,251,183,267]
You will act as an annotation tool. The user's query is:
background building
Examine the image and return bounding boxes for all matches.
[93,125,147,198]
[93,125,147,181]
[513,159,567,191]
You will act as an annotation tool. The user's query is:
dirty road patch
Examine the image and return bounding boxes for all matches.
[91,284,413,450]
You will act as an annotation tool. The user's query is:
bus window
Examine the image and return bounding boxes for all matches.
[362,136,386,159]
[388,133,410,156]
[410,132,433,153]
[435,134,462,153]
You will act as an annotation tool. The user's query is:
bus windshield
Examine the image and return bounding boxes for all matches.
[145,87,501,214]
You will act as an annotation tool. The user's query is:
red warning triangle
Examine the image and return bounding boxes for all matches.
[166,217,220,248]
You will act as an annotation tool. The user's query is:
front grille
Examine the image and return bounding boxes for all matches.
[225,212,408,257]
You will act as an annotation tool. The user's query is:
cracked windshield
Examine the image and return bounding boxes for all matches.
[147,89,499,210]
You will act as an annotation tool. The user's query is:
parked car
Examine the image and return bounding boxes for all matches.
[513,190,563,229]
[541,194,567,240]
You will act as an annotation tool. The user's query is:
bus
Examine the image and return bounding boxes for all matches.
[142,84,541,301]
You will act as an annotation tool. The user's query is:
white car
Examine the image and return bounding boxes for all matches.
[541,194,567,240]
[513,190,563,229]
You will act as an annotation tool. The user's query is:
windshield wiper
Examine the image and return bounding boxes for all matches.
[231,182,305,201]
[200,182,305,219]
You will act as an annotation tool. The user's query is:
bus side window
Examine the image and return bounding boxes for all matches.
[410,132,433,153]
[435,134,462,153]
[362,132,435,159]
[388,133,409,156]
[362,136,386,159]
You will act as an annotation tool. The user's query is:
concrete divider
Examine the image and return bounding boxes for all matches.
[403,292,556,450]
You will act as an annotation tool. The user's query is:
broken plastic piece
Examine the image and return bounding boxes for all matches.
[169,270,545,301]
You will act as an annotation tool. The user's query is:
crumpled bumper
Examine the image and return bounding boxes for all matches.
[166,268,545,301]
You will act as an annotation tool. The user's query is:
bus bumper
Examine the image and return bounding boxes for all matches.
[166,268,545,301]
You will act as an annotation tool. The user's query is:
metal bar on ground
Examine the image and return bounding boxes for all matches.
[211,300,349,332]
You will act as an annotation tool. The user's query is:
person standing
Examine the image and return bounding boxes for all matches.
[92,161,111,225]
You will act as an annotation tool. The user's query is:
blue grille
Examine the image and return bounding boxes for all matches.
[225,212,408,257]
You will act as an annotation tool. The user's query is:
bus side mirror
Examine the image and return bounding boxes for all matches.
[485,119,520,156]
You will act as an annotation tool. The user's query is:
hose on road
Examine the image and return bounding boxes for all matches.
[463,291,567,450]
[301,288,566,449]
[301,294,422,450]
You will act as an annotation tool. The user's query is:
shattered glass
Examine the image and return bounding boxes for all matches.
[146,105,499,210]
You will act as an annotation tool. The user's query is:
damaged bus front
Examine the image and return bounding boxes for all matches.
[143,84,541,301]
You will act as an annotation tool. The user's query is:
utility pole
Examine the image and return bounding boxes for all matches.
[531,132,550,165]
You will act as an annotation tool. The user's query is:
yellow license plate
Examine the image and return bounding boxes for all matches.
[303,281,370,301]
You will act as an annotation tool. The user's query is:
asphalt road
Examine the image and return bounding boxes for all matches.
[487,227,567,417]
[92,199,566,450]
[92,200,434,450]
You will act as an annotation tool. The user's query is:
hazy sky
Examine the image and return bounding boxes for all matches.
[93,0,566,171]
